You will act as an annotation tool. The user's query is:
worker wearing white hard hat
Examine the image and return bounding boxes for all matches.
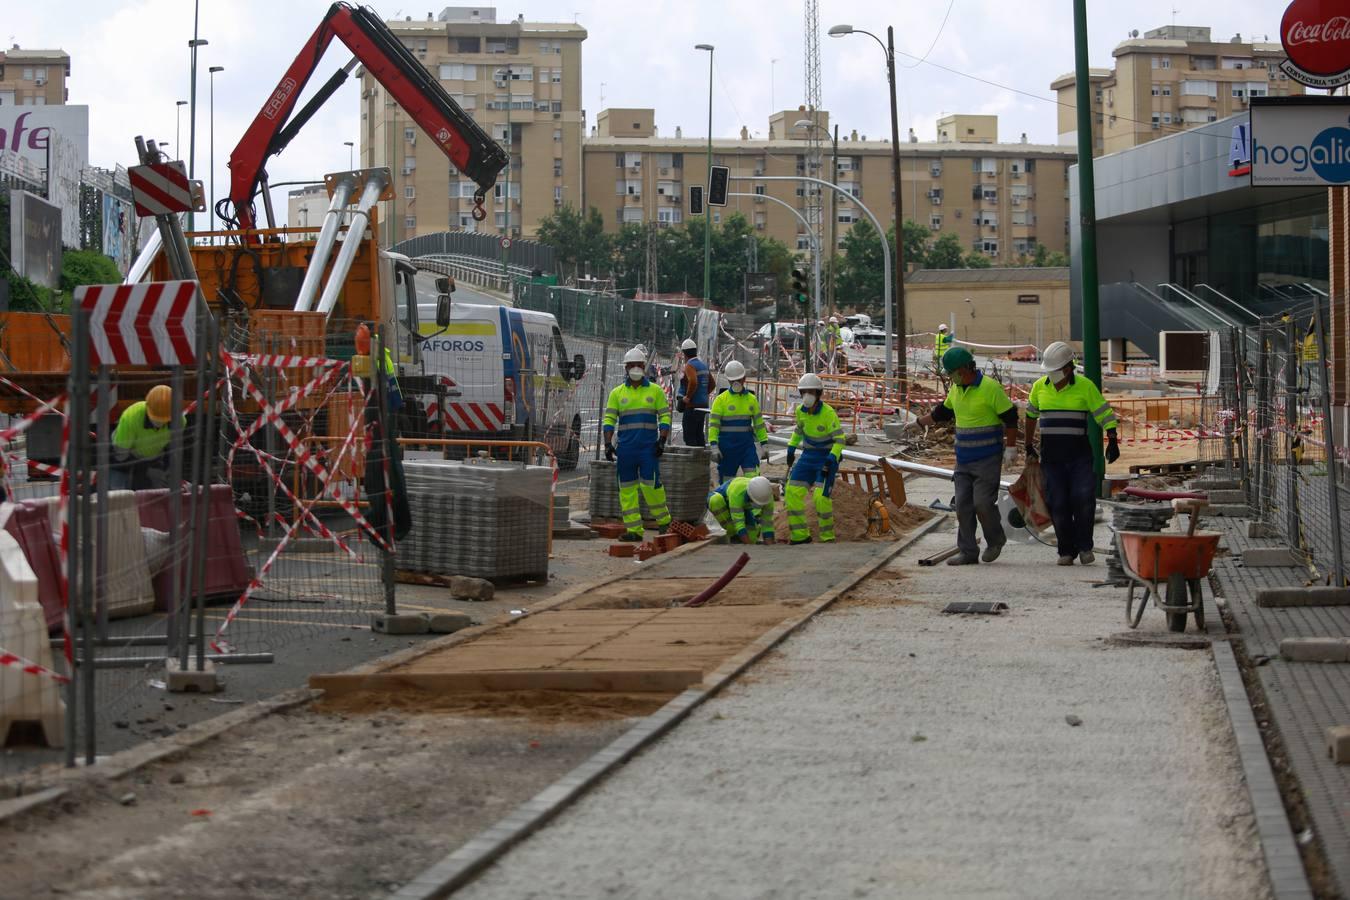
[707,475,778,545]
[784,373,845,544]
[1025,341,1119,566]
[676,338,711,447]
[708,359,769,480]
[935,323,953,359]
[602,347,673,540]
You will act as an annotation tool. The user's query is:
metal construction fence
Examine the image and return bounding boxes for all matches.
[1202,301,1348,587]
[392,231,556,274]
[513,282,704,359]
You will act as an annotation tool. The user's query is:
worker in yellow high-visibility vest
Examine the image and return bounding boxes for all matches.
[934,323,953,360]
[603,347,673,541]
[785,373,846,544]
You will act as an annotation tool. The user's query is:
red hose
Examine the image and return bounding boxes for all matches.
[684,552,751,608]
[1121,487,1208,501]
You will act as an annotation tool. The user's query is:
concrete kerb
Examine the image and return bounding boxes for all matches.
[390,515,949,900]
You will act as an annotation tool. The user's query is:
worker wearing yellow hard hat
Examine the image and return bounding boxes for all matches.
[110,385,184,490]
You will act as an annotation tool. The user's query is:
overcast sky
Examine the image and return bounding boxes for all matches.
[8,0,1285,225]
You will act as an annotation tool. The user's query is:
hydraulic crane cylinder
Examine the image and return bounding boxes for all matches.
[294,173,358,312]
[315,172,388,319]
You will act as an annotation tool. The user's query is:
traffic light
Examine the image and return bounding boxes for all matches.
[689,185,704,215]
[791,268,808,304]
[708,165,729,206]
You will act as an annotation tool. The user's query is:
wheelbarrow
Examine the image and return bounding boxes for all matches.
[1117,499,1222,633]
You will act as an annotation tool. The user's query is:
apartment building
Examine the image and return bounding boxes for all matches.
[0,47,70,107]
[580,110,1076,266]
[361,7,586,245]
[287,184,328,241]
[1051,25,1304,156]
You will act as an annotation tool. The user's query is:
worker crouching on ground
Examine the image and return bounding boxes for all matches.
[708,360,769,481]
[785,373,846,544]
[1025,341,1119,566]
[603,347,673,542]
[676,338,711,447]
[708,475,778,545]
[915,347,1018,565]
[110,384,182,491]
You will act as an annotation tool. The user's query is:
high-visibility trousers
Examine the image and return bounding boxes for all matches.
[785,451,836,542]
[708,492,766,543]
[716,439,760,482]
[617,446,671,536]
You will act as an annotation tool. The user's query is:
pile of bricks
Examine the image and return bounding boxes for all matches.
[605,523,710,561]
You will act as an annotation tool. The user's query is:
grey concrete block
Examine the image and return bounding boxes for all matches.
[449,575,495,602]
[1193,479,1240,491]
[1328,726,1350,764]
[371,613,431,635]
[1256,587,1350,608]
[1241,548,1302,567]
[1280,637,1350,663]
[1205,489,1248,504]
[1247,522,1280,539]
[1206,504,1251,518]
[425,612,473,634]
[165,658,223,693]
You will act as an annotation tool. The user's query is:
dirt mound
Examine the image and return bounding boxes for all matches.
[315,689,669,722]
[772,479,934,542]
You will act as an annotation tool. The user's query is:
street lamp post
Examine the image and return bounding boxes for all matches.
[344,141,354,170]
[829,23,908,398]
[695,44,714,306]
[208,66,223,243]
[188,33,209,236]
[175,100,188,158]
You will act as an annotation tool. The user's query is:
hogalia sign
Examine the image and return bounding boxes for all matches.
[1281,0,1350,88]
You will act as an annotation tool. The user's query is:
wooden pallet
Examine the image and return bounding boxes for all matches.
[1128,460,1200,476]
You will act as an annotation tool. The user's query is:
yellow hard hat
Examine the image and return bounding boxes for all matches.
[145,384,173,425]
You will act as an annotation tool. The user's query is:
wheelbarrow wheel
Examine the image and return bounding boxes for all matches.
[1189,578,1205,630]
[1166,572,1189,633]
[1127,582,1149,629]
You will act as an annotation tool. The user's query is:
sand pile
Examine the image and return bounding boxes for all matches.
[772,479,933,542]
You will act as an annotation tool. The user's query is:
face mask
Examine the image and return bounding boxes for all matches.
[730,380,744,393]
[627,367,644,382]
[801,392,818,410]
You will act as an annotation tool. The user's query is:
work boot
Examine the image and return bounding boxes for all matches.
[1079,550,1095,565]
[1057,556,1074,566]
[980,542,1004,563]
[946,554,979,566]
[619,532,643,542]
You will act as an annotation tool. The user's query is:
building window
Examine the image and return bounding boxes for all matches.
[1162,85,1172,96]
[657,208,682,226]
[438,63,478,81]
[930,161,943,177]
[551,69,562,84]
[796,234,810,250]
[1151,84,1160,96]
[404,185,415,199]
[455,37,480,53]
[982,189,997,202]
[404,127,416,143]
[554,186,563,205]
[22,67,33,80]
[713,212,721,224]
[621,208,644,224]
[402,156,416,174]
[404,216,416,229]
[838,212,856,224]
[754,185,765,195]
[930,214,942,229]
[551,101,562,112]
[553,158,563,177]
[539,41,552,53]
[553,128,562,142]
[981,240,998,254]
[1151,113,1161,129]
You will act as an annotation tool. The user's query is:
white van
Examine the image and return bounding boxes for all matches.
[382,260,586,469]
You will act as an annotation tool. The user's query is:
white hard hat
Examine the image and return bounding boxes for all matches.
[724,360,747,381]
[1041,341,1075,372]
[681,338,697,352]
[623,347,647,366]
[746,476,774,507]
[829,316,838,324]
[797,373,824,393]
[938,323,948,331]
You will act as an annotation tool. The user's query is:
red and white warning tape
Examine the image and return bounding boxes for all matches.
[0,648,70,684]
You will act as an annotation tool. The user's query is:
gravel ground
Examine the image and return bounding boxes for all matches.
[456,478,1272,900]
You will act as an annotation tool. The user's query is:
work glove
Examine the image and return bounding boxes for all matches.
[655,436,667,457]
[604,442,616,462]
[676,397,687,413]
[1106,434,1121,463]
[786,448,797,469]
[823,456,839,481]
[758,444,769,462]
[1002,446,1019,467]
[709,444,722,463]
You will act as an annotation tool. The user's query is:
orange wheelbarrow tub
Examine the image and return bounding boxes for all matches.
[1116,529,1222,634]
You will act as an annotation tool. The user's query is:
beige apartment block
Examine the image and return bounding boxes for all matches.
[580,110,1075,266]
[906,267,1071,348]
[936,114,997,144]
[0,48,70,107]
[1051,25,1304,157]
[287,184,328,240]
[360,7,586,245]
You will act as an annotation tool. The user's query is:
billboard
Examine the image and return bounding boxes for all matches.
[0,106,89,247]
[1250,97,1350,187]
[102,193,131,275]
[9,190,63,289]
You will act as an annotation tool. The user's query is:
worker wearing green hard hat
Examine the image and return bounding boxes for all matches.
[916,344,1020,565]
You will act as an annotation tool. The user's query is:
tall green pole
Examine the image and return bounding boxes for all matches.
[1072,0,1105,489]
[703,47,713,305]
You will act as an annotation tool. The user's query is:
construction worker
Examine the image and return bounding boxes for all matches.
[825,316,843,369]
[915,347,1018,565]
[603,347,672,541]
[676,338,711,447]
[1025,341,1119,566]
[110,385,182,491]
[935,323,953,360]
[707,475,777,545]
[785,373,846,544]
[708,360,769,481]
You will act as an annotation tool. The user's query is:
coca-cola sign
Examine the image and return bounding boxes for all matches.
[1281,0,1350,88]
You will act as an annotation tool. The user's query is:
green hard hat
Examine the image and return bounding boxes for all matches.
[941,346,975,373]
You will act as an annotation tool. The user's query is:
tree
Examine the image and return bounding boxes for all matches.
[963,250,994,268]
[60,250,121,291]
[535,204,611,282]
[900,219,931,270]
[1031,243,1068,267]
[926,232,966,269]
[834,216,884,316]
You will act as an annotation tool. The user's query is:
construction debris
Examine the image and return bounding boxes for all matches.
[771,480,933,542]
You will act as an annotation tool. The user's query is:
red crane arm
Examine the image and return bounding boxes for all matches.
[226,2,507,233]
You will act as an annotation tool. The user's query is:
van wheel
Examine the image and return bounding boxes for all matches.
[558,416,581,472]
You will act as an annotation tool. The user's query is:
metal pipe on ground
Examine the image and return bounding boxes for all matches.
[765,434,1013,490]
[684,551,751,608]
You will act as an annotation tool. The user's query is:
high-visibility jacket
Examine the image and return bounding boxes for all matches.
[112,401,182,460]
[788,401,846,460]
[682,357,711,407]
[941,372,1014,464]
[711,476,774,540]
[935,331,952,357]
[708,388,767,448]
[603,379,671,451]
[1026,373,1116,463]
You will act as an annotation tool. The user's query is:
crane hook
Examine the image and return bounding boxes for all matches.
[471,190,487,222]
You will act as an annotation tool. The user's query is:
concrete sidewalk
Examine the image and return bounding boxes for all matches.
[456,497,1271,899]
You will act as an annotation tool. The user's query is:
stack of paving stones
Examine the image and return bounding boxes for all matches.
[400,459,551,579]
[588,446,712,525]
[1106,503,1175,584]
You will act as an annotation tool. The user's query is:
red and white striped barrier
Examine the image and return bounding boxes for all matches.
[0,648,70,684]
